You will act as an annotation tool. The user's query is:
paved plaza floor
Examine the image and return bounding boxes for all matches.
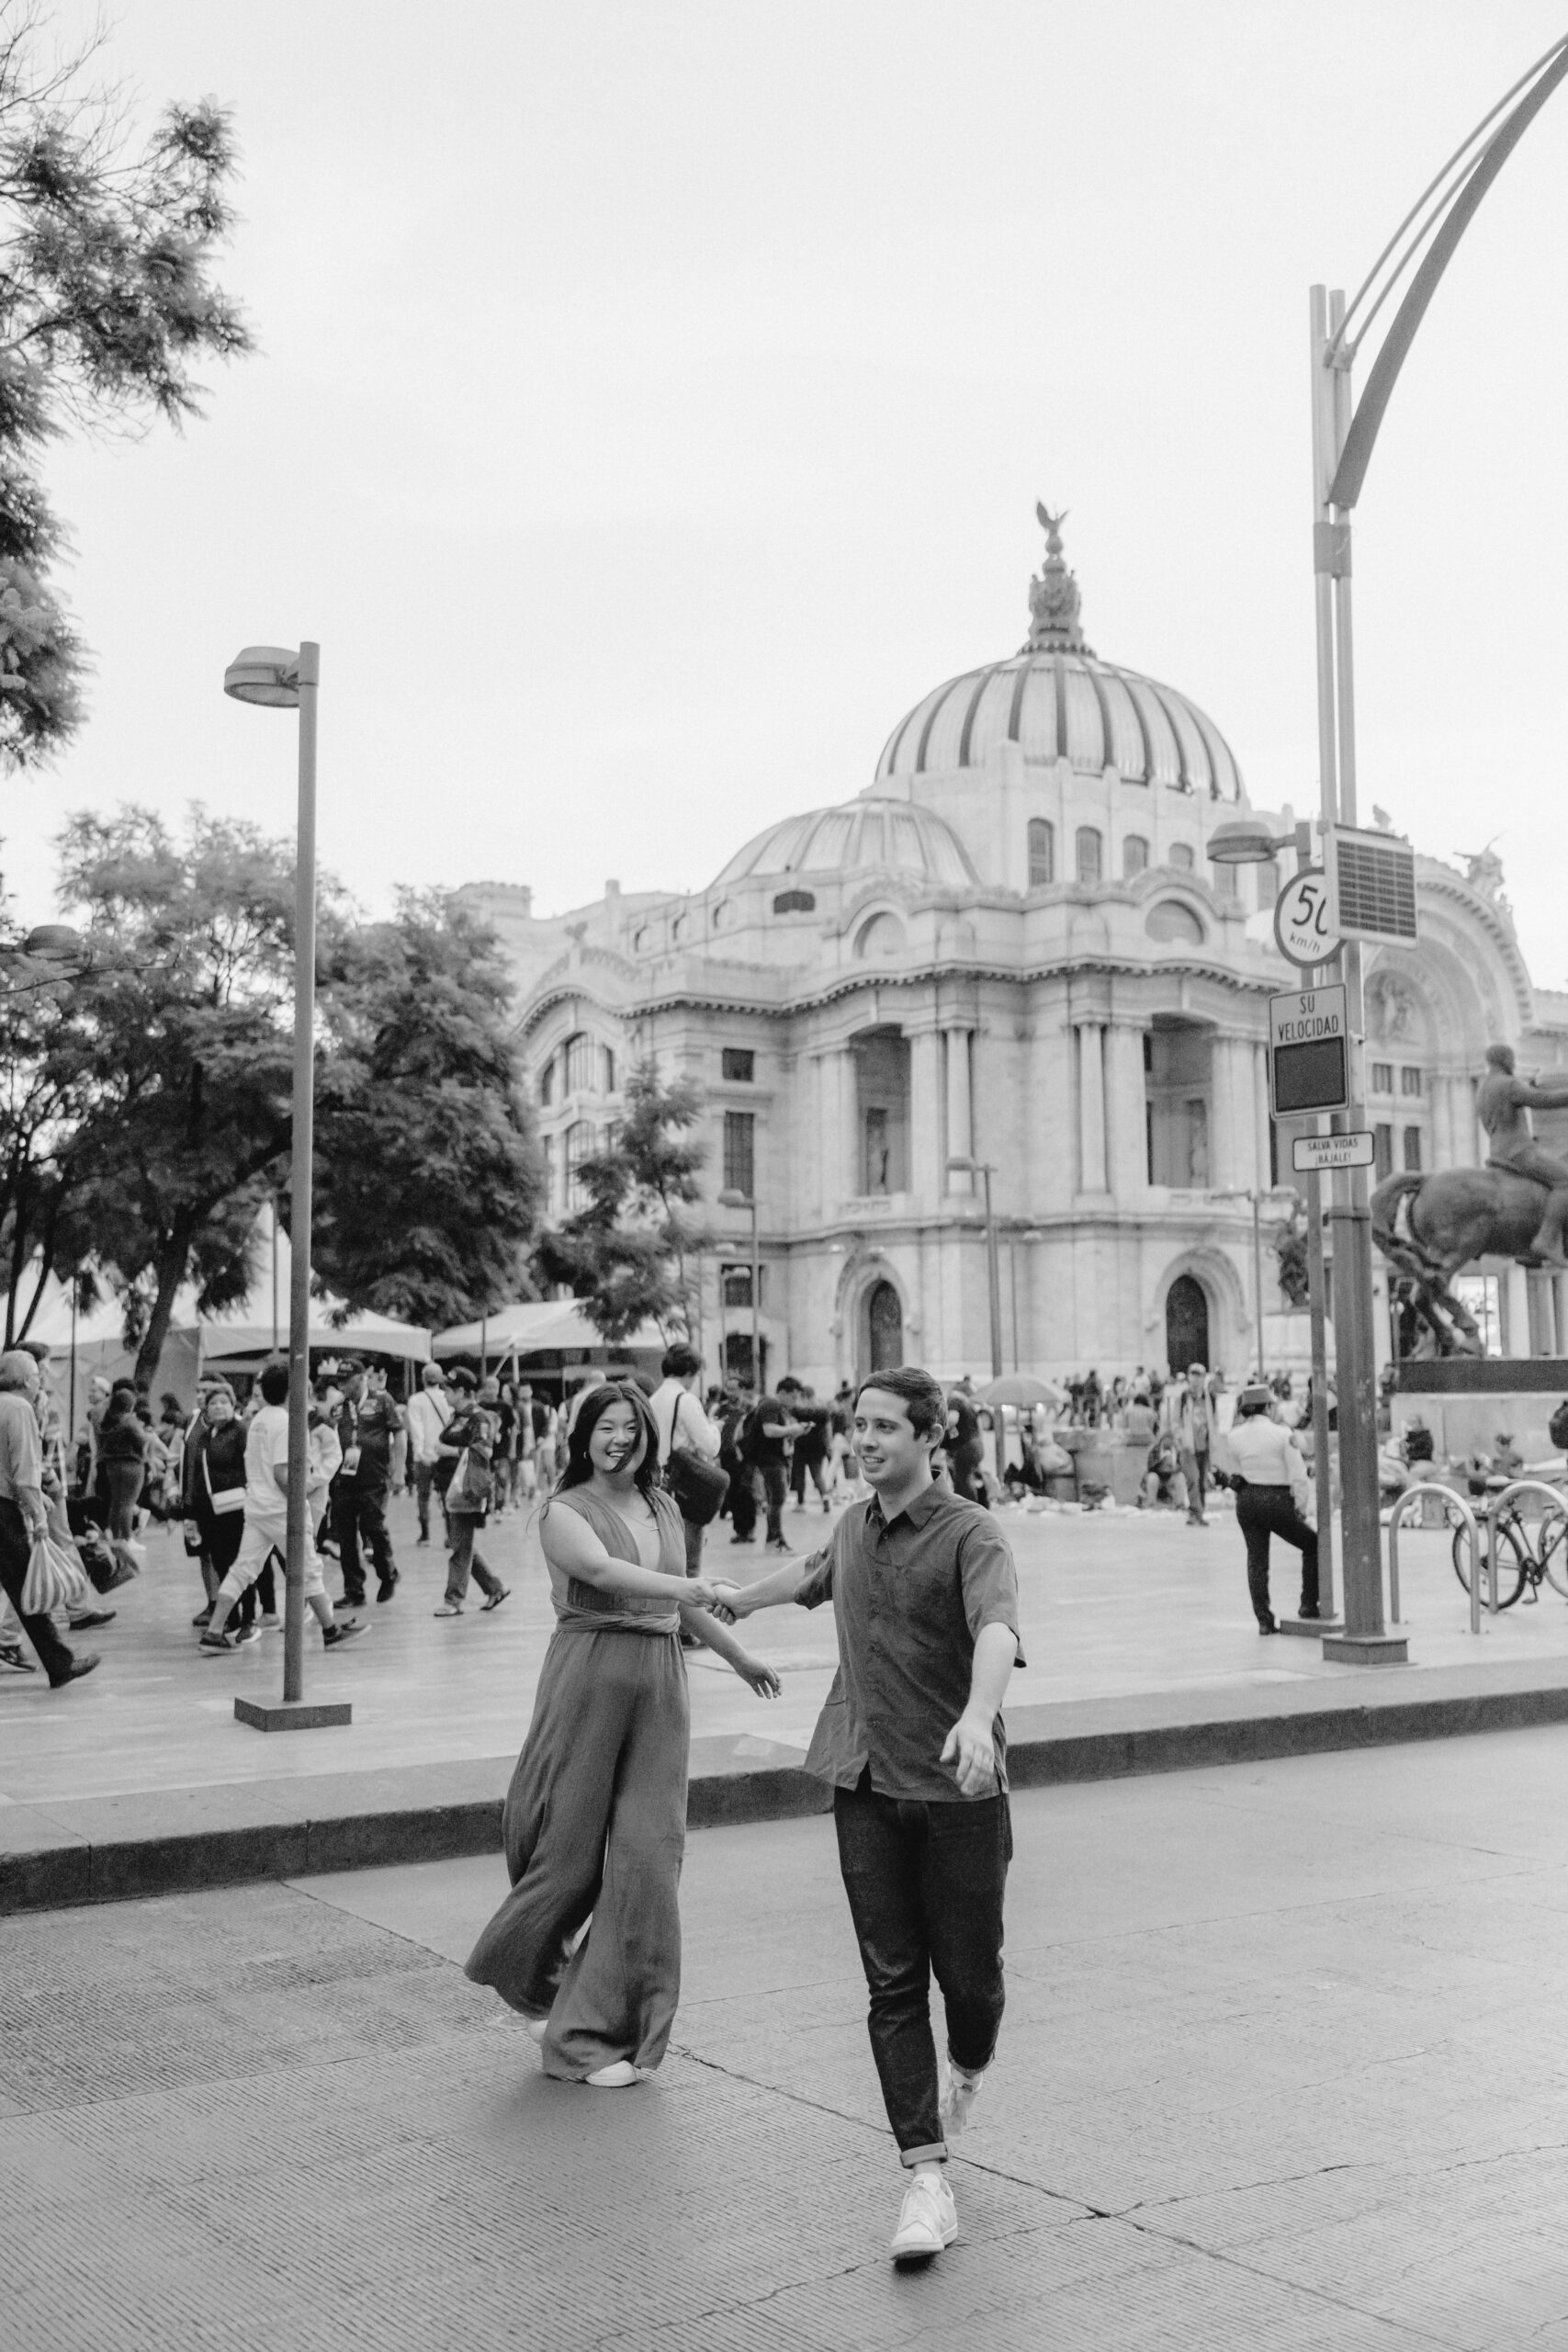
[11,1726,1568,2348]
[5,1484,1568,1810]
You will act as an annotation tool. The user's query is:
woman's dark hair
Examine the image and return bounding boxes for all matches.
[557,1382,660,1498]
[853,1365,947,1441]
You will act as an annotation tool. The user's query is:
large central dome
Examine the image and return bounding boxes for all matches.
[875,511,1242,802]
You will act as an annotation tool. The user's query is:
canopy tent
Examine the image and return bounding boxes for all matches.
[433,1298,665,1368]
[7,1211,430,1419]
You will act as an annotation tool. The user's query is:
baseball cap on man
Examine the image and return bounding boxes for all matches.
[421,1363,449,1386]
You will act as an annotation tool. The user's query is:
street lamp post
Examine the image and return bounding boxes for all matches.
[717,1187,761,1388]
[223,642,324,1719]
[948,1156,1003,1379]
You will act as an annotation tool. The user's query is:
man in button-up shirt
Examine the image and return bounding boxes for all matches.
[716,1364,1021,2267]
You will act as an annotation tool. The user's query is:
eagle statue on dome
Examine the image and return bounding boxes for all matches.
[1024,502,1089,653]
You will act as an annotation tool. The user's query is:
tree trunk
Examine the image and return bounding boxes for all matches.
[134,1236,193,1394]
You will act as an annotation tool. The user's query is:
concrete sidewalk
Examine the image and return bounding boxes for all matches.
[11,1729,1568,2348]
[8,1486,1568,1911]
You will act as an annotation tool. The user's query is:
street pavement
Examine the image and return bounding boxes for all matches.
[5,1481,1568,1810]
[10,1724,1568,2348]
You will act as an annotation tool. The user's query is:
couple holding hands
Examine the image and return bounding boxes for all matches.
[465,1363,1021,2264]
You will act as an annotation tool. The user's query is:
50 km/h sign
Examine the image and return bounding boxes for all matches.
[1274,866,1341,969]
[1269,983,1349,1117]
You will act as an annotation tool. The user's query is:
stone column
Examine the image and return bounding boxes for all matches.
[1076,1021,1107,1194]
[944,1028,973,1193]
[1209,1034,1237,1190]
[908,1028,943,1207]
[821,1048,858,1213]
[1104,1023,1146,1197]
[1505,1262,1531,1360]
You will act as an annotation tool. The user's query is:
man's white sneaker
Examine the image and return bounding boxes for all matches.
[889,2171,958,2259]
[940,2058,986,2140]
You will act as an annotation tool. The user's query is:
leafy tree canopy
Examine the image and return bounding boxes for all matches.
[310,890,544,1329]
[0,5,251,764]
[535,1057,711,1343]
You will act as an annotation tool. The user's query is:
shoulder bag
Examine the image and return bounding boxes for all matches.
[663,1392,729,1526]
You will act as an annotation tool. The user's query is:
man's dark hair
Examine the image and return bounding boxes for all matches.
[259,1363,289,1407]
[660,1342,703,1381]
[853,1365,947,1441]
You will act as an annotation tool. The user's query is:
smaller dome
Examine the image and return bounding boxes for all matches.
[712,796,978,890]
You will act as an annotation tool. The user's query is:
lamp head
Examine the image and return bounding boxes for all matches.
[717,1187,753,1210]
[946,1155,976,1174]
[1206,814,1284,865]
[20,924,84,962]
[224,646,302,707]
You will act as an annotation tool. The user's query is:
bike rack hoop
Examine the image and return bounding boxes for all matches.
[1386,1482,1485,1632]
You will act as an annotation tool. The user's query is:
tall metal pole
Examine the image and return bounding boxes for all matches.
[982,1164,1003,1379]
[750,1197,761,1389]
[1311,298,1402,1662]
[1251,1192,1267,1379]
[282,642,320,1707]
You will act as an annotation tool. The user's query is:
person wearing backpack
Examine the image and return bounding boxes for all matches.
[433,1369,510,1618]
[650,1343,725,1579]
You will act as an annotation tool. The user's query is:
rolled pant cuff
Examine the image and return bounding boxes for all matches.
[898,2140,948,2169]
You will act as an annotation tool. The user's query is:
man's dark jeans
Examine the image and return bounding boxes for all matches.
[833,1771,1012,2165]
[337,1486,396,1602]
[0,1495,74,1681]
[760,1461,788,1545]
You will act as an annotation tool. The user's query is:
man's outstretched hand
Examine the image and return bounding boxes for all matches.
[940,1707,998,1796]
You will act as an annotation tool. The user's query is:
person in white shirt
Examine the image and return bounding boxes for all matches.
[1222,1384,1320,1634]
[198,1362,367,1655]
[650,1342,723,1579]
[405,1363,454,1545]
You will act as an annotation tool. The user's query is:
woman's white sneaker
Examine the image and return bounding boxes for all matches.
[584,2061,646,2087]
[889,2170,958,2258]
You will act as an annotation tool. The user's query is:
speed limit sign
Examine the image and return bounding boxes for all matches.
[1273,866,1341,969]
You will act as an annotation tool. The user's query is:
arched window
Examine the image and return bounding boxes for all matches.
[539,1057,555,1106]
[564,1033,597,1095]
[565,1120,594,1209]
[1075,826,1103,886]
[773,888,816,914]
[1145,899,1205,944]
[602,1045,617,1093]
[1122,834,1149,880]
[855,911,905,959]
[1168,842,1195,871]
[1027,819,1055,887]
[671,914,689,944]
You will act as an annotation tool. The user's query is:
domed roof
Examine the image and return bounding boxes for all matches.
[875,509,1243,802]
[712,794,978,890]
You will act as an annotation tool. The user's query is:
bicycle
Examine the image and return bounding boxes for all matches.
[1450,1475,1568,1610]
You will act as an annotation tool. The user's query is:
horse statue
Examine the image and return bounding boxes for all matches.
[1371,1043,1568,1354]
[1372,1167,1555,1353]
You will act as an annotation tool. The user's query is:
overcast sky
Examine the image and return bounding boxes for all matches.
[6,1,1568,990]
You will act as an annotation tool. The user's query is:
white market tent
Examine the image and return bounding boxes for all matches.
[8,1213,430,1415]
[433,1299,665,1367]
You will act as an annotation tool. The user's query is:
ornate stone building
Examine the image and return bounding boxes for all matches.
[461,517,1568,1386]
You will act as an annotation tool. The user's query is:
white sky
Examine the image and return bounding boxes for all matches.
[6,1,1568,988]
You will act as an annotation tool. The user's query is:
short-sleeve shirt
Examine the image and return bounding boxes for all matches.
[796,1483,1023,1803]
[747,1396,792,1466]
[244,1404,291,1525]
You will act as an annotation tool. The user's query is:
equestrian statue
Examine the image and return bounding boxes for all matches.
[1371,1044,1568,1355]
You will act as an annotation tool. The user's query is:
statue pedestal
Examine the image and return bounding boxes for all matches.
[1321,1630,1409,1666]
[1391,1358,1568,1464]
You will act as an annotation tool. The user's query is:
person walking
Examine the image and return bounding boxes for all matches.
[650,1342,723,1579]
[332,1359,405,1607]
[198,1363,367,1655]
[465,1381,779,2086]
[0,1351,99,1688]
[746,1386,802,1552]
[715,1364,1021,2265]
[405,1363,453,1547]
[1222,1384,1320,1634]
[97,1383,148,1541]
[433,1370,510,1617]
[717,1385,758,1544]
[943,1389,986,1504]
[1171,1361,1214,1526]
[185,1384,255,1637]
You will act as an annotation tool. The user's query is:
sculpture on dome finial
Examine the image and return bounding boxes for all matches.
[1023,500,1091,654]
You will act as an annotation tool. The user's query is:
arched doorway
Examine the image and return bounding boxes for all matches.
[865,1280,903,1374]
[1165,1272,1210,1373]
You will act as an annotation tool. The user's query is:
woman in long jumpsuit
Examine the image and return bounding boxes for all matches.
[466,1382,780,2086]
